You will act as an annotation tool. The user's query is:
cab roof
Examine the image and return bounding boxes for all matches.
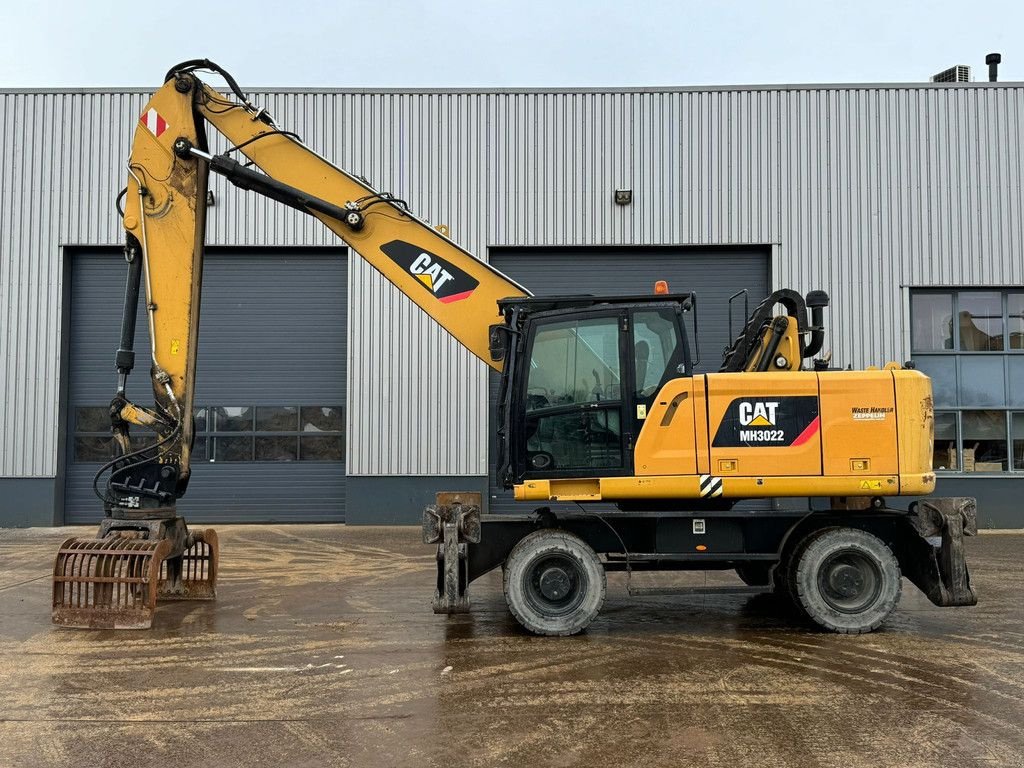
[498,293,693,316]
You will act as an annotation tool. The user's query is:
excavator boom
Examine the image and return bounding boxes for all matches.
[54,60,527,629]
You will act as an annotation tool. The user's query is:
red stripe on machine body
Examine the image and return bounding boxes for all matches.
[791,416,820,446]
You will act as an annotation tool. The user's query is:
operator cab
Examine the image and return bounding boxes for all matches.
[492,293,696,488]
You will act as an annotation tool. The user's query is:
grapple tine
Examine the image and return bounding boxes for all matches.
[52,536,173,629]
[159,529,219,601]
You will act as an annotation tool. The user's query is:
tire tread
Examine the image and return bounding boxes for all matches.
[503,529,606,637]
[791,527,902,634]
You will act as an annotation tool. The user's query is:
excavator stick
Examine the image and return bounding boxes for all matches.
[52,536,173,629]
[52,524,219,629]
[159,529,218,601]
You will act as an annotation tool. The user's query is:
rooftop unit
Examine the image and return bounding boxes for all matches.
[931,65,971,83]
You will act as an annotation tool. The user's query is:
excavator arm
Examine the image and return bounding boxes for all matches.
[118,61,528,498]
[53,60,528,629]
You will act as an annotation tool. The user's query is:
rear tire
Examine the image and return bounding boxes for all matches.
[503,529,606,636]
[791,527,902,634]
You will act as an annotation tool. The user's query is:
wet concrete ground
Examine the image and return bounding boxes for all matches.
[0,525,1022,768]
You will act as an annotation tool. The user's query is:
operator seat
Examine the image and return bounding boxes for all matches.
[635,340,650,393]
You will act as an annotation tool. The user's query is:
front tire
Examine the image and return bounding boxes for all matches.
[791,527,902,634]
[503,529,606,636]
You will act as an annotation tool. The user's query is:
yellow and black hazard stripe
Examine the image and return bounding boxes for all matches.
[699,474,724,498]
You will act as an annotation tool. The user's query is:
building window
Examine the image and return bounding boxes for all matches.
[1013,412,1024,470]
[72,407,152,461]
[912,289,1024,474]
[73,405,345,463]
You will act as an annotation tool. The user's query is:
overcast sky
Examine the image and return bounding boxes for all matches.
[1,0,1019,89]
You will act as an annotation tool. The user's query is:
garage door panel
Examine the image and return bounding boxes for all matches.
[487,246,770,515]
[63,464,346,522]
[65,249,347,524]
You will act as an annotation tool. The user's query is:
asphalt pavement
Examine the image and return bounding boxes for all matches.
[1,525,1021,767]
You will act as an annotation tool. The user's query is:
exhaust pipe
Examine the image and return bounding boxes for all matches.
[986,53,1002,82]
[803,290,830,358]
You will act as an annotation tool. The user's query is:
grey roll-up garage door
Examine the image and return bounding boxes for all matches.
[64,248,347,524]
[487,245,771,514]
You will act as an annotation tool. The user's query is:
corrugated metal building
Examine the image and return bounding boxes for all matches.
[1,80,1022,527]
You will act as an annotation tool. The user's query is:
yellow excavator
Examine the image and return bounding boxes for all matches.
[53,60,976,635]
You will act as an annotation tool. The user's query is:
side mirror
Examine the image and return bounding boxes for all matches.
[488,324,508,362]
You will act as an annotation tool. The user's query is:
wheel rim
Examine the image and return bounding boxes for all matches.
[816,549,883,614]
[522,554,587,618]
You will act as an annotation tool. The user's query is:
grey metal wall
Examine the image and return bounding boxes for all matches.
[1,82,1022,480]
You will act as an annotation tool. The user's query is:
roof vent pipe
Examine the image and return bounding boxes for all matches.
[986,53,1002,82]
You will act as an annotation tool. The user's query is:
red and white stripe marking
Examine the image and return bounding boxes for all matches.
[140,107,169,138]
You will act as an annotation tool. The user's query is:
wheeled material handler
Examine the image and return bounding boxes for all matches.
[53,60,975,634]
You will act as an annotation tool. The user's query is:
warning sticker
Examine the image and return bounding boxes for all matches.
[140,107,169,138]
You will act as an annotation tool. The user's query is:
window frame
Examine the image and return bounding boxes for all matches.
[912,289,1023,356]
[516,308,634,481]
[1013,411,1024,471]
[72,405,346,464]
[197,405,346,463]
[911,288,1024,476]
[630,307,685,402]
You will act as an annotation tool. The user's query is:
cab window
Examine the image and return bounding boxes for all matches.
[633,309,682,399]
[522,315,625,474]
[526,317,622,410]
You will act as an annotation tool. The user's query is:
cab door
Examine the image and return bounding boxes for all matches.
[519,311,631,479]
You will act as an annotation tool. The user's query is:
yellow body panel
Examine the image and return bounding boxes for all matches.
[515,474,905,502]
[894,369,936,494]
[818,370,898,476]
[692,381,711,475]
[523,368,936,503]
[634,378,697,476]
[705,371,821,477]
